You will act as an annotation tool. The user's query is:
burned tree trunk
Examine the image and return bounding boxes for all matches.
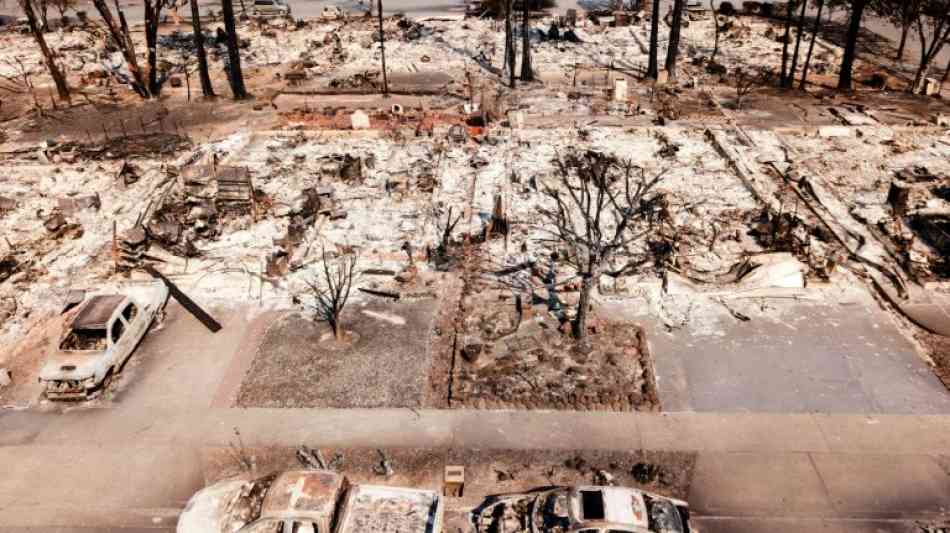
[710,0,720,63]
[520,0,533,81]
[221,0,248,99]
[784,0,808,88]
[539,152,668,342]
[92,0,150,97]
[143,0,166,96]
[378,0,389,95]
[19,0,70,101]
[779,0,795,86]
[910,10,950,94]
[305,247,358,340]
[190,0,215,97]
[574,267,594,340]
[664,0,684,81]
[504,0,515,88]
[38,0,49,30]
[897,2,911,60]
[647,0,660,79]
[799,0,825,89]
[838,0,867,91]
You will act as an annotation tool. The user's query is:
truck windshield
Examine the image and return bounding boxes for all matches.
[59,328,108,351]
[225,473,279,532]
[644,497,685,533]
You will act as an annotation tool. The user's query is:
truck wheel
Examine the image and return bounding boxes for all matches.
[719,1,736,15]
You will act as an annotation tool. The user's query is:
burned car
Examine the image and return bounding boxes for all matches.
[178,469,444,533]
[38,283,169,400]
[473,485,691,533]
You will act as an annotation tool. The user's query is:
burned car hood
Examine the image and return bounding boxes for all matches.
[39,352,104,380]
[177,479,248,533]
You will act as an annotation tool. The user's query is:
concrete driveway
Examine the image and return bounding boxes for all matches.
[606,290,950,414]
[98,301,277,410]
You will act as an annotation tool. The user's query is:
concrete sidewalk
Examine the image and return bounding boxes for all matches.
[5,408,950,454]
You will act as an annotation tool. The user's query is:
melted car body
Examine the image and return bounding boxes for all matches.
[38,283,168,400]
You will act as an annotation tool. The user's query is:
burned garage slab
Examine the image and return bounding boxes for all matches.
[235,298,439,408]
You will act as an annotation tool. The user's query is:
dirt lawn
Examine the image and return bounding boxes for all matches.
[235,297,440,408]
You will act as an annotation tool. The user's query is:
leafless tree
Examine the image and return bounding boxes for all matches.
[190,0,215,97]
[143,0,175,95]
[221,0,248,98]
[304,246,358,340]
[377,0,389,95]
[504,0,515,88]
[709,0,721,64]
[779,0,796,86]
[37,0,49,30]
[520,0,533,81]
[800,0,826,89]
[430,206,462,268]
[92,0,151,97]
[538,150,667,341]
[734,66,773,109]
[838,0,869,90]
[664,0,684,81]
[897,0,913,60]
[647,0,660,79]
[48,0,76,21]
[0,57,44,113]
[784,0,809,88]
[908,0,950,93]
[18,0,70,101]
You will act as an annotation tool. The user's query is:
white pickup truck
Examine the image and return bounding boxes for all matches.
[178,470,444,533]
[38,283,168,400]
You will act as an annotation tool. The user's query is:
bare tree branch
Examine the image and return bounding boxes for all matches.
[304,246,358,339]
[537,150,669,340]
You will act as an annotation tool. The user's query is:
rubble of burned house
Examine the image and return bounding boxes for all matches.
[5,111,948,402]
[877,165,950,279]
[779,127,950,284]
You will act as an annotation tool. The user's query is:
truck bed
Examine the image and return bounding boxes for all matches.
[336,485,443,533]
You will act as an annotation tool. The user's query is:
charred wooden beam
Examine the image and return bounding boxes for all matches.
[143,264,222,332]
[358,287,401,300]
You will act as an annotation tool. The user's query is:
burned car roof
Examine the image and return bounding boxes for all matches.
[71,295,126,330]
[260,470,345,522]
